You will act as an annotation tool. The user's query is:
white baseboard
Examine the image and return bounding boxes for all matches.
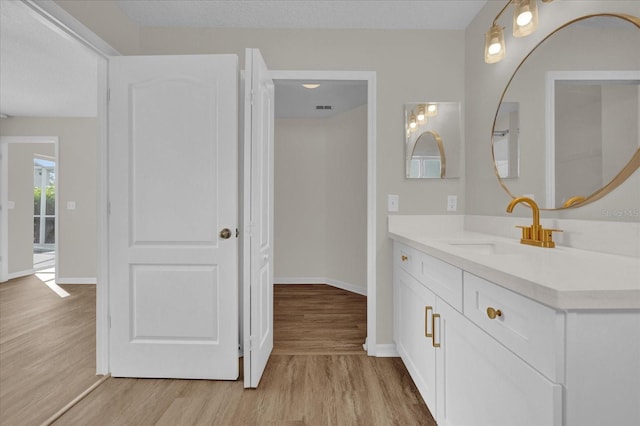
[375,343,399,357]
[7,269,35,280]
[364,337,399,357]
[56,277,97,284]
[274,276,367,296]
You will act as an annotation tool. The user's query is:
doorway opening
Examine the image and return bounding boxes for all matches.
[33,156,56,271]
[0,137,58,282]
[271,71,377,355]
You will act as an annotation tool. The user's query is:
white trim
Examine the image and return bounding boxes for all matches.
[17,0,118,375]
[545,70,640,209]
[25,0,120,57]
[374,344,399,358]
[95,57,110,375]
[56,277,97,284]
[0,136,59,284]
[274,277,367,296]
[270,70,377,356]
[0,142,7,283]
[7,269,36,280]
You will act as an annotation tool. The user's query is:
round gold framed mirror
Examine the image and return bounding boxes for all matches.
[492,13,640,210]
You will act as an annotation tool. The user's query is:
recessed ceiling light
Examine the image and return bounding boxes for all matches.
[302,84,320,89]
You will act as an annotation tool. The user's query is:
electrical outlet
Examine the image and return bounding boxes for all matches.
[447,195,457,212]
[388,194,399,212]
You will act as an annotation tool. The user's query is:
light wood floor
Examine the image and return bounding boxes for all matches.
[1,281,435,425]
[273,284,367,355]
[0,275,97,426]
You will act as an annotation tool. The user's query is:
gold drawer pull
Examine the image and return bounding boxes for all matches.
[401,255,408,262]
[425,306,433,337]
[486,307,502,319]
[432,313,441,348]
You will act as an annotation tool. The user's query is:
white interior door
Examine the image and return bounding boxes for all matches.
[243,48,274,388]
[109,54,239,379]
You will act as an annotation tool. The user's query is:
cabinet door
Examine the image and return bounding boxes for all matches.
[435,299,562,426]
[395,268,438,414]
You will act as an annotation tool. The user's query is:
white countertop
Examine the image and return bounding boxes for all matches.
[389,228,640,310]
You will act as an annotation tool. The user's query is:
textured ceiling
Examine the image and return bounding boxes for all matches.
[0,0,98,117]
[116,0,487,30]
[0,0,486,118]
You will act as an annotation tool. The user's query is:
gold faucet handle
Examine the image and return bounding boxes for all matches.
[515,225,532,240]
[540,228,562,247]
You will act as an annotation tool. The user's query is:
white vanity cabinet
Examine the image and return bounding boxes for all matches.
[392,240,640,426]
[434,298,561,426]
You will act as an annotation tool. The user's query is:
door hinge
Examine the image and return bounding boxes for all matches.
[248,335,254,351]
[250,89,254,106]
[107,88,111,103]
[108,315,111,328]
[107,201,111,216]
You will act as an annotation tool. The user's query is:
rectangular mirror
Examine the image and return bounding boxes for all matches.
[405,102,462,179]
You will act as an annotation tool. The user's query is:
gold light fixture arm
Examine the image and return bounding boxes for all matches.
[492,0,514,26]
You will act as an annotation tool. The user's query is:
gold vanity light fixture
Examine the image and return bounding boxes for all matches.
[417,104,426,122]
[484,0,555,64]
[512,0,538,37]
[426,103,438,117]
[506,196,562,248]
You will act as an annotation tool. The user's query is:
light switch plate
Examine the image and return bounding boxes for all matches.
[67,201,76,210]
[388,194,399,212]
[447,195,457,212]
[7,201,15,210]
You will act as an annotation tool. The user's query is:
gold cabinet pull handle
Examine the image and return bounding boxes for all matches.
[401,255,408,262]
[432,313,441,348]
[425,306,433,337]
[486,307,502,319]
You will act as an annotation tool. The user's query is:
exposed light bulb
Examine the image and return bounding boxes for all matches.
[488,42,502,55]
[417,105,426,121]
[426,103,438,117]
[516,10,533,27]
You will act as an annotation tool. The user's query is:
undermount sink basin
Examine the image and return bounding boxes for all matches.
[446,241,523,255]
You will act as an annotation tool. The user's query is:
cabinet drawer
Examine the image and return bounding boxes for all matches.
[463,273,564,382]
[395,243,421,279]
[417,253,463,312]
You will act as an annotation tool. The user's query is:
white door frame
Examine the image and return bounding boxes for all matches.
[0,136,58,282]
[20,0,119,374]
[270,70,377,355]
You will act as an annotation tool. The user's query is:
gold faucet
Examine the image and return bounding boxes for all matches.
[506,196,562,248]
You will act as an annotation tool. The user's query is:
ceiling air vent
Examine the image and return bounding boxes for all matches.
[315,105,333,110]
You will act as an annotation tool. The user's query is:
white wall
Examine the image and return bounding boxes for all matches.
[1,118,98,281]
[132,26,465,345]
[465,1,640,221]
[7,142,54,276]
[275,118,328,279]
[275,105,367,293]
[325,106,367,291]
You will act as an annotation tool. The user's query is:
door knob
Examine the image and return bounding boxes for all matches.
[220,228,232,239]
